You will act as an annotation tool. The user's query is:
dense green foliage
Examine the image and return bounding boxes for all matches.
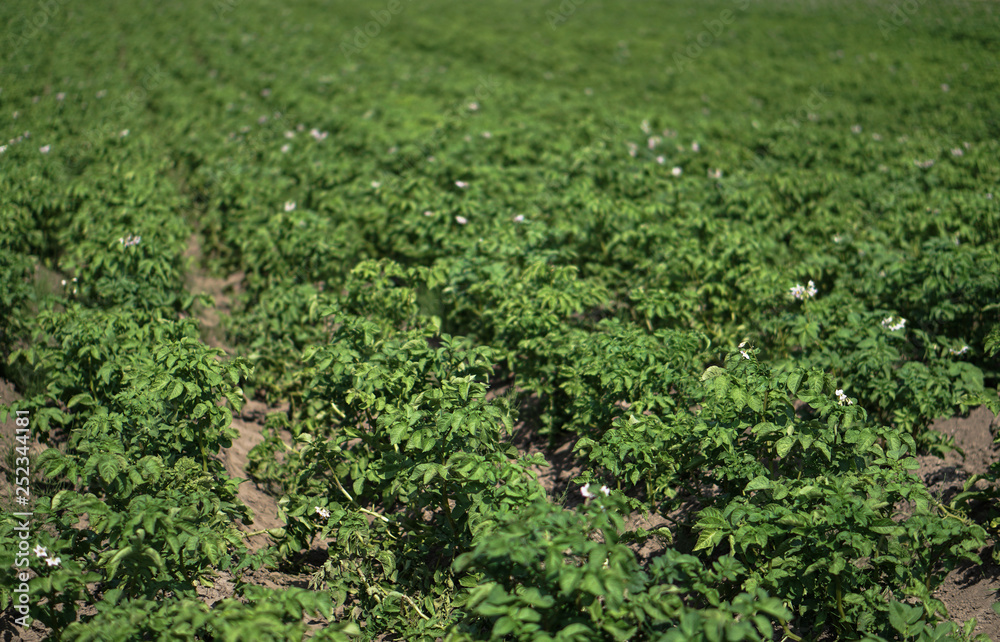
[1,0,999,639]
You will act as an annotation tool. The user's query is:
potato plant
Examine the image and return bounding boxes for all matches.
[1,0,999,640]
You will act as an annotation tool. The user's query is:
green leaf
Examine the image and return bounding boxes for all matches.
[580,572,604,596]
[744,476,772,493]
[730,387,747,410]
[775,435,795,458]
[51,489,73,511]
[493,616,517,637]
[558,568,581,596]
[787,370,804,395]
[98,456,119,483]
[389,421,407,445]
[67,393,94,408]
[520,588,555,608]
[701,366,725,381]
[106,546,133,579]
[694,529,722,552]
[870,519,904,536]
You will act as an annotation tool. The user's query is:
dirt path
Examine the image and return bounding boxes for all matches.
[185,234,284,543]
[183,234,314,588]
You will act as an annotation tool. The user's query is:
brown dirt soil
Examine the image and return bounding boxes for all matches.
[219,399,285,552]
[921,406,1000,640]
[184,232,318,584]
[183,233,244,354]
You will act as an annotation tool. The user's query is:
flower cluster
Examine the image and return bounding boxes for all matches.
[315,506,330,520]
[881,316,906,331]
[119,234,141,247]
[309,128,328,141]
[4,130,31,155]
[789,280,817,300]
[580,483,611,499]
[949,345,970,356]
[34,545,61,567]
[284,201,296,212]
[835,389,853,406]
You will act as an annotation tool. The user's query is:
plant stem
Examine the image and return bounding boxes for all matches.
[386,590,431,621]
[931,494,972,526]
[330,473,390,524]
[440,480,463,552]
[321,451,392,527]
[835,575,845,620]
[780,621,803,642]
[359,567,430,621]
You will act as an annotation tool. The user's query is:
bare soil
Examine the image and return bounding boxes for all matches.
[921,407,1000,640]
